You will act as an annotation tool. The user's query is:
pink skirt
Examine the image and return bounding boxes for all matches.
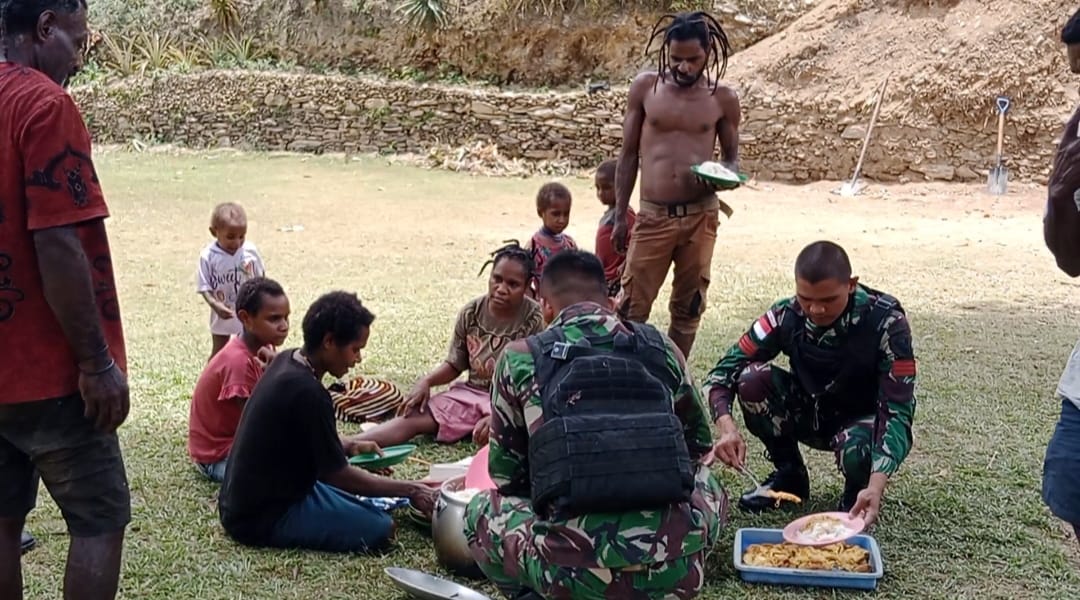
[428,382,491,443]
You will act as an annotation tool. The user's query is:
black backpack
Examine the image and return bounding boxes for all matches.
[525,321,695,521]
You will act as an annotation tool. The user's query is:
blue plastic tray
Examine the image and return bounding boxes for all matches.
[733,528,884,591]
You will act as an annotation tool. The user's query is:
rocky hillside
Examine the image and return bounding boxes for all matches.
[87,0,816,87]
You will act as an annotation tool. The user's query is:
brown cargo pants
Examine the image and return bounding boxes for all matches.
[617,196,722,356]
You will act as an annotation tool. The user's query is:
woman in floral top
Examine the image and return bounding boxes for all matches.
[357,243,544,448]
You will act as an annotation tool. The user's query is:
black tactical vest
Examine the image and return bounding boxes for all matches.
[779,285,903,425]
[525,321,696,521]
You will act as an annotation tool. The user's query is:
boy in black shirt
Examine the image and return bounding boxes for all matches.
[219,291,437,553]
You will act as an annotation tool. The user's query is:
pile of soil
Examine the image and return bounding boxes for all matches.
[726,0,1078,124]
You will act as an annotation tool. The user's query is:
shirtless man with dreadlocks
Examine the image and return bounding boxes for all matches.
[612,11,741,359]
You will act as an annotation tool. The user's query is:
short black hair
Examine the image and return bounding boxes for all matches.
[539,249,607,300]
[478,240,537,284]
[301,291,375,353]
[595,159,617,181]
[1,0,86,37]
[1064,8,1080,44]
[794,241,852,284]
[236,277,286,316]
[536,181,572,212]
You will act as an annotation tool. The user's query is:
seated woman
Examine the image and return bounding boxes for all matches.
[356,242,544,448]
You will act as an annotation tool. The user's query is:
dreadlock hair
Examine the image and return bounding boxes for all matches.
[1064,7,1080,44]
[478,240,537,285]
[644,11,732,94]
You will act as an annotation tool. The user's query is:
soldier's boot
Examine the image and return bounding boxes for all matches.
[738,443,810,513]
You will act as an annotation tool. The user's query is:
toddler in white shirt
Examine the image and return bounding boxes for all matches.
[196,202,266,359]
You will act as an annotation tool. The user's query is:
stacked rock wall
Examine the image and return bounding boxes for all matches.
[73,70,1069,183]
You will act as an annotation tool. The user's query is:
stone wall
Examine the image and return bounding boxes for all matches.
[73,70,1070,184]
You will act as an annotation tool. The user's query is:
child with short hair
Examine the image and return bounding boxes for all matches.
[593,159,636,297]
[188,277,290,483]
[197,202,266,360]
[524,181,577,297]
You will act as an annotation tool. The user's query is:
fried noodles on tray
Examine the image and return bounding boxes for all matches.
[743,542,872,573]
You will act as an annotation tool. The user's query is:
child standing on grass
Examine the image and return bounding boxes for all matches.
[197,202,266,360]
[524,181,577,297]
[593,159,636,298]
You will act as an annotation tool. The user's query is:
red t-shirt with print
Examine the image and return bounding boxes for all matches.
[188,336,264,464]
[0,63,127,404]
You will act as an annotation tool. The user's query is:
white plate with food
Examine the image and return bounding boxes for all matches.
[690,161,747,189]
[782,512,865,547]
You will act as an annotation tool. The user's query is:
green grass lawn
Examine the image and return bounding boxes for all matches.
[18,148,1080,598]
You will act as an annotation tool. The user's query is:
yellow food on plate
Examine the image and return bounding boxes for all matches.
[743,542,872,573]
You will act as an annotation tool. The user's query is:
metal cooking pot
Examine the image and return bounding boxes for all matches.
[432,475,484,579]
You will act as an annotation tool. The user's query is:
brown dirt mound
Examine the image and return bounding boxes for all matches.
[727,0,1078,124]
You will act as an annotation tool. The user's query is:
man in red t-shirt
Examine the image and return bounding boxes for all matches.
[0,3,131,599]
[189,278,290,482]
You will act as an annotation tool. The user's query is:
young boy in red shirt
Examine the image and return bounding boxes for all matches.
[594,160,636,297]
[188,277,290,482]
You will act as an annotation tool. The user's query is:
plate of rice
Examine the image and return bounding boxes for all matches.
[691,161,747,189]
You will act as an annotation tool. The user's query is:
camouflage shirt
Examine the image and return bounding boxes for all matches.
[702,286,917,476]
[487,302,721,569]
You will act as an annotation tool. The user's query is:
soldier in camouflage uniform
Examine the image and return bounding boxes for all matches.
[464,250,728,600]
[702,241,916,526]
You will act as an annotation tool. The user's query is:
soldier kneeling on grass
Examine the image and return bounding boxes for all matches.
[702,241,916,528]
[464,250,728,600]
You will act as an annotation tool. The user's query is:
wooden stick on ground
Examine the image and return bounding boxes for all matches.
[844,73,891,194]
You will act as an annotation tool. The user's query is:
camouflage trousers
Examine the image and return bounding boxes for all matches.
[463,466,727,600]
[735,362,874,482]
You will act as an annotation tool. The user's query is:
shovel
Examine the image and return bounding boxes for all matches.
[839,74,890,197]
[987,95,1011,195]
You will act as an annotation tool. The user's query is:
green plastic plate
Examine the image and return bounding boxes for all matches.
[348,444,417,469]
[690,163,748,189]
